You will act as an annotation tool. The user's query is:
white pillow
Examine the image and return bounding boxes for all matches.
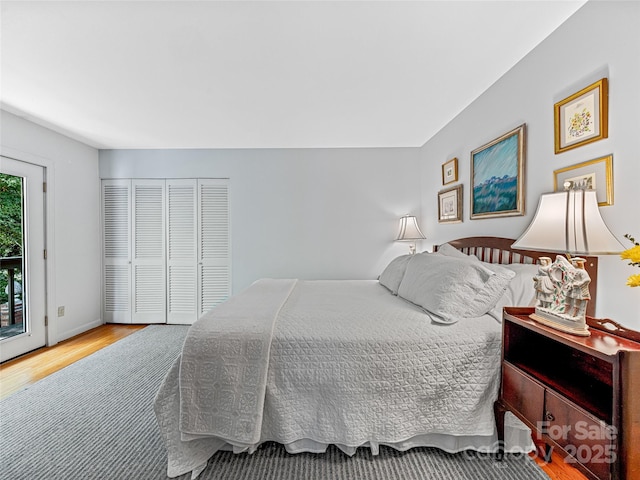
[437,242,479,261]
[397,253,515,323]
[378,254,412,295]
[504,263,539,305]
[488,263,538,321]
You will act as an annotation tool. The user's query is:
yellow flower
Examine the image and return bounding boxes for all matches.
[626,274,640,288]
[622,235,640,287]
[620,245,640,264]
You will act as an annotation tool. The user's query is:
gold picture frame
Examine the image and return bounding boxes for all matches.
[553,154,613,206]
[442,157,458,185]
[438,184,463,223]
[554,78,608,154]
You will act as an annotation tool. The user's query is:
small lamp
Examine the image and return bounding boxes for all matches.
[396,215,426,254]
[512,188,624,336]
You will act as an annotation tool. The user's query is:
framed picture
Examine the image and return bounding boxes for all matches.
[470,124,526,219]
[554,78,608,154]
[553,154,613,206]
[442,157,458,185]
[438,184,463,223]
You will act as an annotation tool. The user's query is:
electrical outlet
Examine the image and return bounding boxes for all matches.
[57,306,65,317]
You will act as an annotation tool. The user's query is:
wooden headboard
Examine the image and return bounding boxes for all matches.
[434,236,598,317]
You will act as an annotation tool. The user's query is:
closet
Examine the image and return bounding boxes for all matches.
[102,178,230,324]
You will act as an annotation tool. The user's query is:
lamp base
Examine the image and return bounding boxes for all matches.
[529,309,590,337]
[530,255,591,337]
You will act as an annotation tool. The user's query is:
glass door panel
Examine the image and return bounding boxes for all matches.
[0,173,25,340]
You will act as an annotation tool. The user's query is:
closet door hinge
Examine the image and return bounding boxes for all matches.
[43,182,47,193]
[44,249,47,260]
[45,316,49,327]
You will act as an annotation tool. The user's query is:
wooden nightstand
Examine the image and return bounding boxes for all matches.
[495,307,640,480]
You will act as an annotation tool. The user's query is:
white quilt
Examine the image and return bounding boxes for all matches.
[155,279,528,478]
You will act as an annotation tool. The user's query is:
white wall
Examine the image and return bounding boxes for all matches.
[100,148,422,294]
[1,110,102,342]
[420,1,640,327]
[4,1,636,339]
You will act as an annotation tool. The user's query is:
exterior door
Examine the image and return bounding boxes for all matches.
[0,156,47,362]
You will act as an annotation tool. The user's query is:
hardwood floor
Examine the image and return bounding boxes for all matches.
[532,448,589,480]
[0,323,145,400]
[0,324,587,479]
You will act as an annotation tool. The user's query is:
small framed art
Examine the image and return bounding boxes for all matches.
[442,157,458,185]
[438,184,462,223]
[554,78,608,154]
[470,124,526,219]
[553,154,613,206]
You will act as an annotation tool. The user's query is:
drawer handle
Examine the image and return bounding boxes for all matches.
[545,411,555,422]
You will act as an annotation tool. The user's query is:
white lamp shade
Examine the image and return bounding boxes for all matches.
[396,215,426,241]
[512,190,624,255]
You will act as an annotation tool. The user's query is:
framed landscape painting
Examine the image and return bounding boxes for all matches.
[470,124,526,219]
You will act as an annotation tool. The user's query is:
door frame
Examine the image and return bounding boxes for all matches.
[1,146,57,348]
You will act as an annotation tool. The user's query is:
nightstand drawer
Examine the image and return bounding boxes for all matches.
[545,390,614,480]
[502,362,544,427]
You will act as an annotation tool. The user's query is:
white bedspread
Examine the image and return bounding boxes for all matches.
[155,279,528,478]
[178,278,297,446]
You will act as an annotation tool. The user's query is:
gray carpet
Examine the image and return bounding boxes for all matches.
[0,325,550,480]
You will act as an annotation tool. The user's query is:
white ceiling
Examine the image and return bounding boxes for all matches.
[1,1,586,150]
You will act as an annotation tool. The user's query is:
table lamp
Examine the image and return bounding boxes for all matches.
[396,215,426,254]
[511,188,624,336]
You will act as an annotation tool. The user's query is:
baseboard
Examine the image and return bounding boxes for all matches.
[56,318,104,343]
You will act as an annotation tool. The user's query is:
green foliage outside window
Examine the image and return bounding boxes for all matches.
[0,173,23,304]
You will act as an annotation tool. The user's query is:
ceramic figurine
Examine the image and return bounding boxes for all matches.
[530,255,591,336]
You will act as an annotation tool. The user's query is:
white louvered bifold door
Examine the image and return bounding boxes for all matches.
[198,179,230,317]
[131,180,166,323]
[166,180,198,324]
[102,180,132,323]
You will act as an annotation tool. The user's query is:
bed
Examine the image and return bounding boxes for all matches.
[154,236,599,478]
